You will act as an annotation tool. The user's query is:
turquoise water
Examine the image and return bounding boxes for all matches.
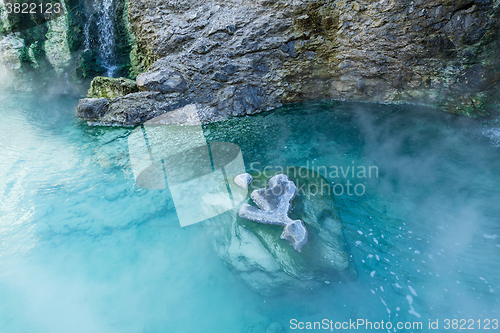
[0,94,499,332]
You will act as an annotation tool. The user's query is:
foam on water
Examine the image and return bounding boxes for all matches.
[483,120,500,148]
[0,96,499,332]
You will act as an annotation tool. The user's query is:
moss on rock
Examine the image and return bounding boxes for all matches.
[44,7,71,75]
[87,76,138,98]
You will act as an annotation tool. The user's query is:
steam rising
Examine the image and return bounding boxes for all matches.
[0,97,499,331]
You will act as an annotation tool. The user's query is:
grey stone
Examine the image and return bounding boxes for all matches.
[222,64,238,75]
[286,41,297,57]
[356,80,366,92]
[78,92,189,126]
[234,173,253,189]
[253,61,270,73]
[136,68,188,93]
[304,51,317,60]
[192,38,216,54]
[459,64,494,92]
[225,24,236,35]
[443,7,489,45]
[393,73,403,88]
[76,98,109,120]
[343,21,353,29]
[213,72,229,82]
[232,85,266,115]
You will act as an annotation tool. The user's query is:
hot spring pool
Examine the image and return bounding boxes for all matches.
[0,93,499,332]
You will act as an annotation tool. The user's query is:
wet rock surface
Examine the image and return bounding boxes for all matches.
[74,0,500,125]
[76,91,189,126]
[459,64,495,92]
[206,168,357,297]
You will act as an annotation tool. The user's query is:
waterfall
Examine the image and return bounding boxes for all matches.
[83,0,117,77]
[83,13,92,51]
[96,0,117,77]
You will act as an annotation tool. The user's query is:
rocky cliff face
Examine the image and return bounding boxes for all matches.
[0,0,498,118]
[76,0,500,126]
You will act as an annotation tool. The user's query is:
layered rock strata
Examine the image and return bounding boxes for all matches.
[77,0,500,125]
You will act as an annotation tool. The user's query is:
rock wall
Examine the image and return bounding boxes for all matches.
[0,0,498,117]
[77,0,500,125]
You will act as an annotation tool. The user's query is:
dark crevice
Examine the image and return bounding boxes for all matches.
[456,1,476,13]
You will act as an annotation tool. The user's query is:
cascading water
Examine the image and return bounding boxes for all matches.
[83,13,92,51]
[83,0,117,77]
[96,0,117,77]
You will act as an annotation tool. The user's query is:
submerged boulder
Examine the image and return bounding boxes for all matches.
[205,167,357,297]
[238,174,308,251]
